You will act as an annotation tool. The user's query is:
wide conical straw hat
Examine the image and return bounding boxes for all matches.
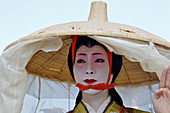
[4,1,170,85]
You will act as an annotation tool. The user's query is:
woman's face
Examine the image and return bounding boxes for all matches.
[74,45,110,86]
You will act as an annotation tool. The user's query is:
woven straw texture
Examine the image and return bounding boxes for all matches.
[25,37,159,85]
[5,1,169,85]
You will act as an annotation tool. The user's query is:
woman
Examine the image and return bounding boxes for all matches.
[67,36,170,113]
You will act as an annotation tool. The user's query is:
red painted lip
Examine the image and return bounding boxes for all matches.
[84,79,97,84]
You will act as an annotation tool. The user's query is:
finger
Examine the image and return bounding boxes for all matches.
[160,68,167,88]
[152,88,163,101]
[166,66,170,89]
[163,88,170,100]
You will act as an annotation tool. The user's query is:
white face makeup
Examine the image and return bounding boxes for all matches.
[74,45,111,94]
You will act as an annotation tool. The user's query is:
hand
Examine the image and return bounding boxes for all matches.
[152,66,170,113]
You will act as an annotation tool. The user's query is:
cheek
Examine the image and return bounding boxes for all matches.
[73,63,87,82]
[95,61,110,72]
[74,63,87,72]
[94,62,110,81]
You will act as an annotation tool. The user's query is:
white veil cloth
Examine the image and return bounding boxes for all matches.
[1,1,170,113]
[0,35,169,113]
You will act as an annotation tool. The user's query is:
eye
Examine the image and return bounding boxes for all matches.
[95,58,105,63]
[77,59,86,63]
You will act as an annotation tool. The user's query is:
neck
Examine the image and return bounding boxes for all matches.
[82,90,109,112]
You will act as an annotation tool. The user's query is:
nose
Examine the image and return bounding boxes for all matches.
[86,71,94,74]
[85,61,94,75]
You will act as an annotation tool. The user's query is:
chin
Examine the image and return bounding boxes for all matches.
[83,89,104,95]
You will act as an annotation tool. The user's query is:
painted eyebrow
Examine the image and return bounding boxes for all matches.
[78,53,87,55]
[92,53,103,55]
[78,53,103,55]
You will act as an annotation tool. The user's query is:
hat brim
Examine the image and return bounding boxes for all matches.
[4,21,170,51]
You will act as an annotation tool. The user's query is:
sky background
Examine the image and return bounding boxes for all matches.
[0,0,170,55]
[0,0,169,112]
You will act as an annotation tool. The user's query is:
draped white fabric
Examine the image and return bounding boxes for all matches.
[92,36,170,79]
[0,36,169,113]
[0,37,62,113]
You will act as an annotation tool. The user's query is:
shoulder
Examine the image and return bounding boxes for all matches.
[109,101,150,113]
[67,110,73,113]
[122,107,150,113]
[67,101,87,113]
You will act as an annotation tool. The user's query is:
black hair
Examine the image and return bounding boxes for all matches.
[67,36,123,108]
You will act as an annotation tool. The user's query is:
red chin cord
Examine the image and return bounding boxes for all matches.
[71,36,114,91]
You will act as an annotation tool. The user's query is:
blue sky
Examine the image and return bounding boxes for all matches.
[0,0,170,55]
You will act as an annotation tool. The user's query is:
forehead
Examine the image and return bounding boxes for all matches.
[76,45,107,55]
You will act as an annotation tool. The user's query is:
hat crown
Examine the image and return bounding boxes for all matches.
[88,1,108,22]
